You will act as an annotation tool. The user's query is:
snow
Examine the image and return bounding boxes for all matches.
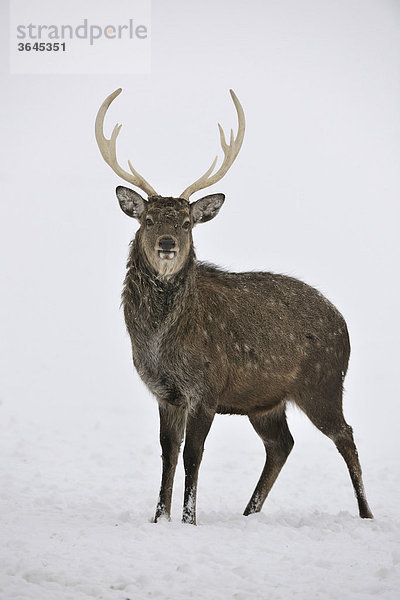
[1,0,399,598]
[1,394,399,600]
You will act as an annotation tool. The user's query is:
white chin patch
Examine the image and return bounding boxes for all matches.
[158,251,176,260]
[154,251,180,279]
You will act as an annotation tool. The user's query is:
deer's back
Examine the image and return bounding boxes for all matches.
[193,263,350,415]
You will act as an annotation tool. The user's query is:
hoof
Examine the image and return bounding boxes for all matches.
[182,514,196,525]
[154,510,171,523]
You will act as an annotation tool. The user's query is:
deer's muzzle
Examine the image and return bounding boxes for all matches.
[157,236,177,260]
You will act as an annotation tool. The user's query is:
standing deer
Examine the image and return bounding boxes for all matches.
[95,88,373,524]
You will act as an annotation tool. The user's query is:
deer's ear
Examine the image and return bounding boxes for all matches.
[190,193,225,224]
[116,186,147,220]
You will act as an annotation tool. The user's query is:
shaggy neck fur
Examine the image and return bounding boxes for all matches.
[122,238,198,334]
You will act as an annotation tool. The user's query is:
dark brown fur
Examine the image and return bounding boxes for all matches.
[118,190,373,524]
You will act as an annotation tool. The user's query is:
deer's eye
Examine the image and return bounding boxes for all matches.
[182,221,191,230]
[146,218,154,227]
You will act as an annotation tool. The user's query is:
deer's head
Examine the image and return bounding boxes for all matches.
[95,88,245,279]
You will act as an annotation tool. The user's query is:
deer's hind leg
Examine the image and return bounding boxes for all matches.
[295,381,373,519]
[244,405,294,516]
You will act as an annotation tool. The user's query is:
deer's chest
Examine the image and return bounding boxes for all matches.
[130,325,188,404]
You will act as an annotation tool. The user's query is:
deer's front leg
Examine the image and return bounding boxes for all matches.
[154,402,186,522]
[182,404,215,525]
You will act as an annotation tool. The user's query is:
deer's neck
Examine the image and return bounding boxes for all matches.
[122,241,197,333]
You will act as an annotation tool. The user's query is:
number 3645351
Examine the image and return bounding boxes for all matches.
[18,42,66,51]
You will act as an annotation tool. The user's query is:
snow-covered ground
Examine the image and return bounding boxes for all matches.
[1,390,399,600]
[1,1,399,598]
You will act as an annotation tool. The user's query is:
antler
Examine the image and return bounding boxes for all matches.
[180,90,245,201]
[95,88,158,198]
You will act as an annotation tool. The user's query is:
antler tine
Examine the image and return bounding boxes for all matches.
[95,88,158,198]
[180,89,245,201]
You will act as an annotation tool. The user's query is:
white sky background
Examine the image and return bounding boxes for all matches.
[0,0,399,457]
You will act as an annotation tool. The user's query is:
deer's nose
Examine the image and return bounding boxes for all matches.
[158,236,176,252]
